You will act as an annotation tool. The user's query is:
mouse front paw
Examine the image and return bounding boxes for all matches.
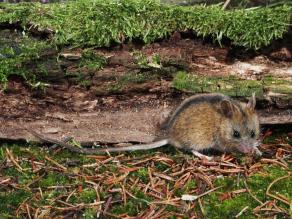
[191,150,213,161]
[254,147,262,157]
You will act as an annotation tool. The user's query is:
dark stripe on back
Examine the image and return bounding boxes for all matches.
[166,93,229,128]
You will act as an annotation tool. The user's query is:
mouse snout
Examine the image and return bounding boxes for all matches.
[237,144,252,154]
[237,143,256,154]
[237,139,261,155]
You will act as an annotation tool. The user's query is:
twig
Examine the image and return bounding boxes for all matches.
[101,195,112,217]
[261,158,288,169]
[125,190,151,205]
[235,206,249,218]
[222,0,232,10]
[120,183,127,205]
[45,156,67,171]
[6,148,23,172]
[151,198,181,206]
[65,189,76,202]
[104,172,129,184]
[244,180,263,204]
[26,204,32,219]
[53,201,104,211]
[38,187,43,199]
[193,172,213,188]
[148,166,155,189]
[198,198,205,216]
[0,178,11,184]
[210,167,244,173]
[56,200,75,207]
[152,172,175,182]
[181,186,223,201]
[266,175,291,205]
[16,197,30,217]
[253,201,270,213]
[151,206,167,219]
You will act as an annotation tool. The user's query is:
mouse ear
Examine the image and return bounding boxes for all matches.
[247,93,256,110]
[220,100,234,118]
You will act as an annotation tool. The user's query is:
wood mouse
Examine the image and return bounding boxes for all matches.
[27,93,262,160]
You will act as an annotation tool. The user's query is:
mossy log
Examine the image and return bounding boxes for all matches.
[0,1,291,144]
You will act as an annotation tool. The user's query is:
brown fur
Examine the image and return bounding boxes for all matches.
[167,93,260,154]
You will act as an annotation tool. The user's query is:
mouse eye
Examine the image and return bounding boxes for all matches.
[233,130,240,138]
[250,130,255,138]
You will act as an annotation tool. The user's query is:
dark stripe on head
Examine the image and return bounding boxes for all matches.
[232,101,247,118]
[231,101,248,126]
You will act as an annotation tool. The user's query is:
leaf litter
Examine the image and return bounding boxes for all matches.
[0,129,291,218]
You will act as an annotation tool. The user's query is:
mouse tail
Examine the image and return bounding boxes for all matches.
[26,128,169,154]
[97,139,169,152]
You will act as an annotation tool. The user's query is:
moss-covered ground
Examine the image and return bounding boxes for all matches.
[172,71,292,98]
[1,0,290,48]
[0,0,291,87]
[0,128,291,218]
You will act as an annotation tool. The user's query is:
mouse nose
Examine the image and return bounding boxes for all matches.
[237,143,254,154]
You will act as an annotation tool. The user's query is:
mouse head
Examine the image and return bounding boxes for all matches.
[219,94,260,155]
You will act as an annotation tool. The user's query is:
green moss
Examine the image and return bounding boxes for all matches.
[78,188,97,203]
[0,190,32,215]
[250,166,292,200]
[105,71,157,93]
[108,165,119,173]
[0,0,290,49]
[106,83,123,93]
[205,193,256,219]
[184,179,197,192]
[121,72,151,84]
[155,162,170,172]
[130,167,149,183]
[79,50,107,71]
[0,30,52,88]
[39,172,70,187]
[174,179,197,198]
[63,50,106,88]
[110,188,152,216]
[133,188,152,203]
[2,143,46,160]
[111,201,138,216]
[0,0,291,88]
[172,71,264,97]
[172,71,292,97]
[83,208,98,219]
[2,166,20,179]
[203,165,291,218]
[263,75,292,96]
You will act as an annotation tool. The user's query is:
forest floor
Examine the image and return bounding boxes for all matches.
[0,28,291,218]
[0,127,291,218]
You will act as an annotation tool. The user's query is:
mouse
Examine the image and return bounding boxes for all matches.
[27,93,262,160]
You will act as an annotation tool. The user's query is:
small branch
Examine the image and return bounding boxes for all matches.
[235,206,249,218]
[6,148,23,173]
[244,180,263,205]
[266,175,291,205]
[222,0,231,10]
[181,186,223,201]
[45,156,67,171]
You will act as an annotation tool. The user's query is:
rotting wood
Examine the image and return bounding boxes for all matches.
[0,107,291,145]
